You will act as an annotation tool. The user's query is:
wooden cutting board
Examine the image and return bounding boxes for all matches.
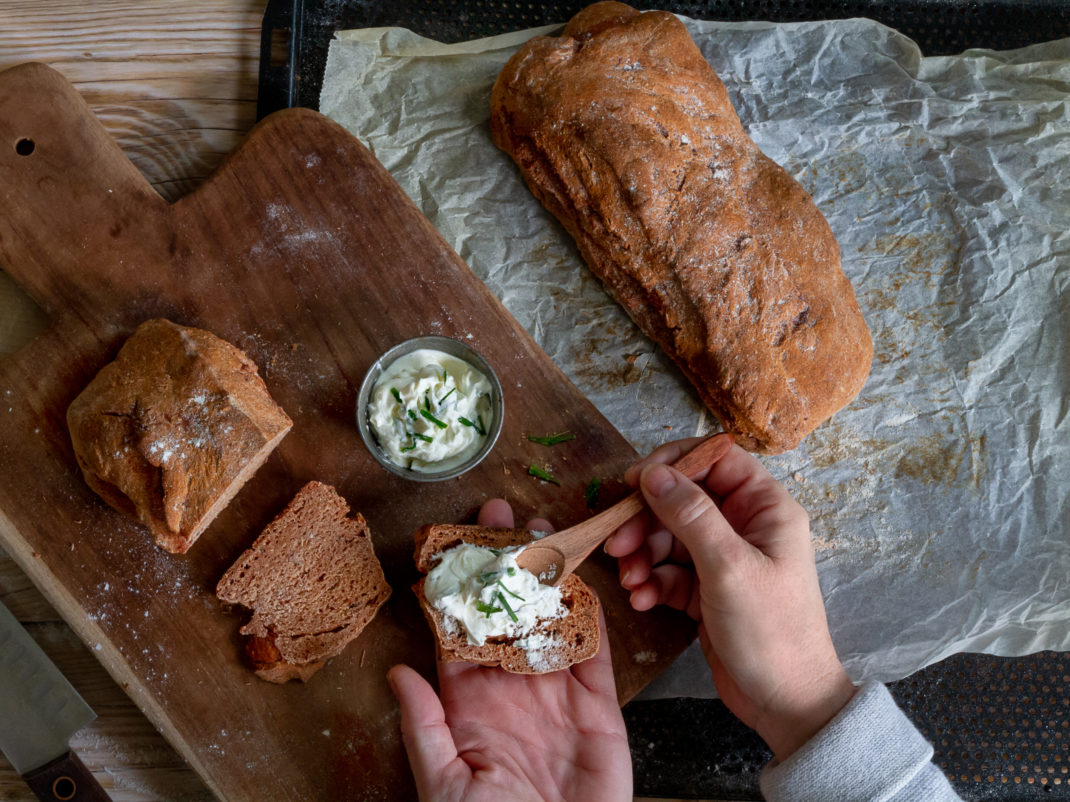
[0,62,696,800]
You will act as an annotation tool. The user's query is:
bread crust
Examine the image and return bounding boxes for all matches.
[413,524,600,674]
[66,318,292,552]
[490,2,873,453]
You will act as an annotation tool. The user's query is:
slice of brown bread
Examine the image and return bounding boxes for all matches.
[67,318,293,553]
[413,524,600,674]
[216,481,392,683]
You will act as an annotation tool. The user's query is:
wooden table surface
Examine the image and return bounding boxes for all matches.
[0,3,711,800]
[0,3,261,798]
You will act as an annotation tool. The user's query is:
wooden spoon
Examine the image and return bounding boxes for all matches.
[516,433,735,587]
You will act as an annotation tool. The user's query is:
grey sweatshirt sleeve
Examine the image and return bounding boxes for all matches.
[759,682,963,802]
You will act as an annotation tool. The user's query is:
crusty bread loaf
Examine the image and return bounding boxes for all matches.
[216,481,391,683]
[67,318,292,553]
[490,2,873,454]
[413,524,599,674]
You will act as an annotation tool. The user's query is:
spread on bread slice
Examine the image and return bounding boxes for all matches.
[216,481,391,683]
[67,318,293,553]
[413,524,599,674]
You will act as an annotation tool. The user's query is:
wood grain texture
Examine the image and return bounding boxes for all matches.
[0,0,264,365]
[1,4,260,798]
[0,56,695,802]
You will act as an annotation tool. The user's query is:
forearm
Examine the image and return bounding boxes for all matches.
[760,682,963,802]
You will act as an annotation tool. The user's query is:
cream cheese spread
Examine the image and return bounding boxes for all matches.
[369,349,493,472]
[423,543,566,647]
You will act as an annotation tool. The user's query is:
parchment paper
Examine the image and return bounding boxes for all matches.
[320,16,1070,698]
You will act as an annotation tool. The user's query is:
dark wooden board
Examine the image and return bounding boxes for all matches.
[0,62,695,801]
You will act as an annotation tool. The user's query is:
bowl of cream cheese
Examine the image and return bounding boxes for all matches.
[357,336,504,481]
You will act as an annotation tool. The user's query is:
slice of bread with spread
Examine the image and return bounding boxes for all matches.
[67,318,292,553]
[413,524,600,674]
[216,481,391,683]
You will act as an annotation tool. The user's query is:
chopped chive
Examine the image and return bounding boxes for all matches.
[497,580,525,602]
[401,438,418,453]
[459,416,475,428]
[476,414,487,436]
[496,591,519,623]
[479,571,500,583]
[408,409,418,421]
[390,387,403,405]
[420,409,448,429]
[487,548,502,556]
[424,392,432,412]
[526,431,576,446]
[528,465,561,486]
[584,477,602,509]
[441,370,448,382]
[439,386,457,404]
[412,431,434,443]
[475,600,502,617]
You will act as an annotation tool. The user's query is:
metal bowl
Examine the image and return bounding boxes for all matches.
[356,335,504,482]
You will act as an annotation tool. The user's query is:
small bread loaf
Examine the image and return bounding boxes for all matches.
[490,2,873,453]
[67,318,292,553]
[413,524,599,674]
[216,481,392,683]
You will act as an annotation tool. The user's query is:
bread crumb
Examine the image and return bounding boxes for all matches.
[633,650,657,665]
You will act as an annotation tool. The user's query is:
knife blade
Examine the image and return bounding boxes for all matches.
[0,599,110,801]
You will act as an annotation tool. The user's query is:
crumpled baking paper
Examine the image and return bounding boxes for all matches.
[320,16,1070,698]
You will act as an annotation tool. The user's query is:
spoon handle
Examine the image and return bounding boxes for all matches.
[557,433,734,578]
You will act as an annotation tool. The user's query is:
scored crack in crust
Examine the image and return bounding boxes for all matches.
[413,524,600,674]
[490,1,873,454]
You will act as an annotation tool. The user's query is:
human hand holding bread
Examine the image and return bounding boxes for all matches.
[606,437,857,760]
[389,501,631,802]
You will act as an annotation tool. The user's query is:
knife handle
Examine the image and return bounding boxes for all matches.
[23,751,110,802]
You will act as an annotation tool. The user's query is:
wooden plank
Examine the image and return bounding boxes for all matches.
[0,615,215,802]
[1,5,260,796]
[0,62,695,800]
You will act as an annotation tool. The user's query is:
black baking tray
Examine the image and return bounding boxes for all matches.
[255,2,1070,798]
[256,0,1070,118]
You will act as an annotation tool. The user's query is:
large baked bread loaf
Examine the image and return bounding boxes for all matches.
[413,524,600,674]
[490,1,873,453]
[216,481,392,683]
[67,318,292,553]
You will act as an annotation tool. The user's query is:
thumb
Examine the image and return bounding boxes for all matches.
[387,664,459,794]
[639,462,747,580]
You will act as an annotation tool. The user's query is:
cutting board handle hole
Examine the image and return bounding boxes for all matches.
[15,138,35,156]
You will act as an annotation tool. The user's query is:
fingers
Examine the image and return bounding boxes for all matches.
[639,462,749,580]
[387,664,458,793]
[525,517,554,534]
[477,498,514,528]
[570,604,619,698]
[626,564,694,613]
[703,447,809,559]
[476,500,557,536]
[622,435,709,488]
[618,528,674,589]
[603,510,652,557]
